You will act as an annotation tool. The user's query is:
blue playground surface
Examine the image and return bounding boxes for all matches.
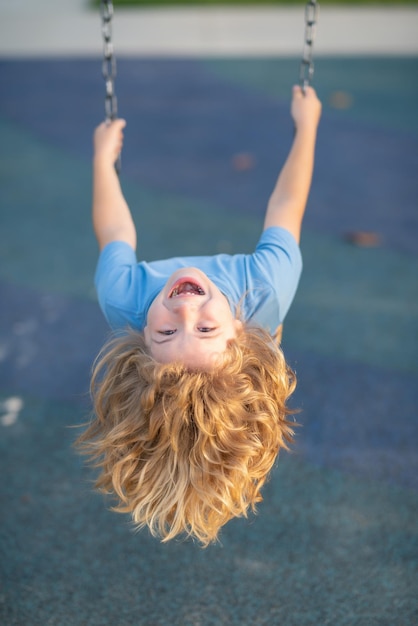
[0,55,417,625]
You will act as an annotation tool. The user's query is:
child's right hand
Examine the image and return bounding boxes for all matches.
[291,85,322,133]
[93,119,126,166]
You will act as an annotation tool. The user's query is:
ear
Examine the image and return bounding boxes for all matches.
[234,319,244,334]
[143,325,151,346]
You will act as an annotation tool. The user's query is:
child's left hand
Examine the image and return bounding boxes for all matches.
[93,119,126,166]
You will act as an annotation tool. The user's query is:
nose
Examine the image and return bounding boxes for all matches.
[169,297,200,317]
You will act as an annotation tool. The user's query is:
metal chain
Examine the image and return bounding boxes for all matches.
[299,0,320,92]
[101,0,121,171]
[101,0,118,121]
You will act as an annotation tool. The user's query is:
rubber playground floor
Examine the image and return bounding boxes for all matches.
[0,52,417,625]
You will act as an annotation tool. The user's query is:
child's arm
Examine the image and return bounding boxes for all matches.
[92,119,137,251]
[263,85,322,244]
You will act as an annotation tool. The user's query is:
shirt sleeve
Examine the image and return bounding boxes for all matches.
[244,226,303,329]
[94,241,144,330]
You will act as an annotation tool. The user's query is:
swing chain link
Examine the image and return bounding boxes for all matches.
[300,0,320,92]
[101,0,118,122]
[101,0,121,173]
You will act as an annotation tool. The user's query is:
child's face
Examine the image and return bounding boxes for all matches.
[144,268,242,369]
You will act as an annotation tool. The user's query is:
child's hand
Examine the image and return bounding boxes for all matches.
[93,119,126,166]
[291,85,322,133]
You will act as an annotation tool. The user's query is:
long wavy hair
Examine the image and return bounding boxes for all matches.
[76,325,296,547]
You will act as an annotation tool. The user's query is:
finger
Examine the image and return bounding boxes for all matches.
[95,121,107,136]
[303,86,316,98]
[113,118,127,131]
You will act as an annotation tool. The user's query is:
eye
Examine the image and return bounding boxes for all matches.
[158,330,176,336]
[198,327,216,333]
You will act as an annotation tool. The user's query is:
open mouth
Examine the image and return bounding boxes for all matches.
[169,278,205,298]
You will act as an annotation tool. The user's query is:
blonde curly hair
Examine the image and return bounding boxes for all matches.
[76,325,296,547]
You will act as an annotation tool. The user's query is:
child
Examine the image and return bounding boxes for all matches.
[77,85,322,546]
